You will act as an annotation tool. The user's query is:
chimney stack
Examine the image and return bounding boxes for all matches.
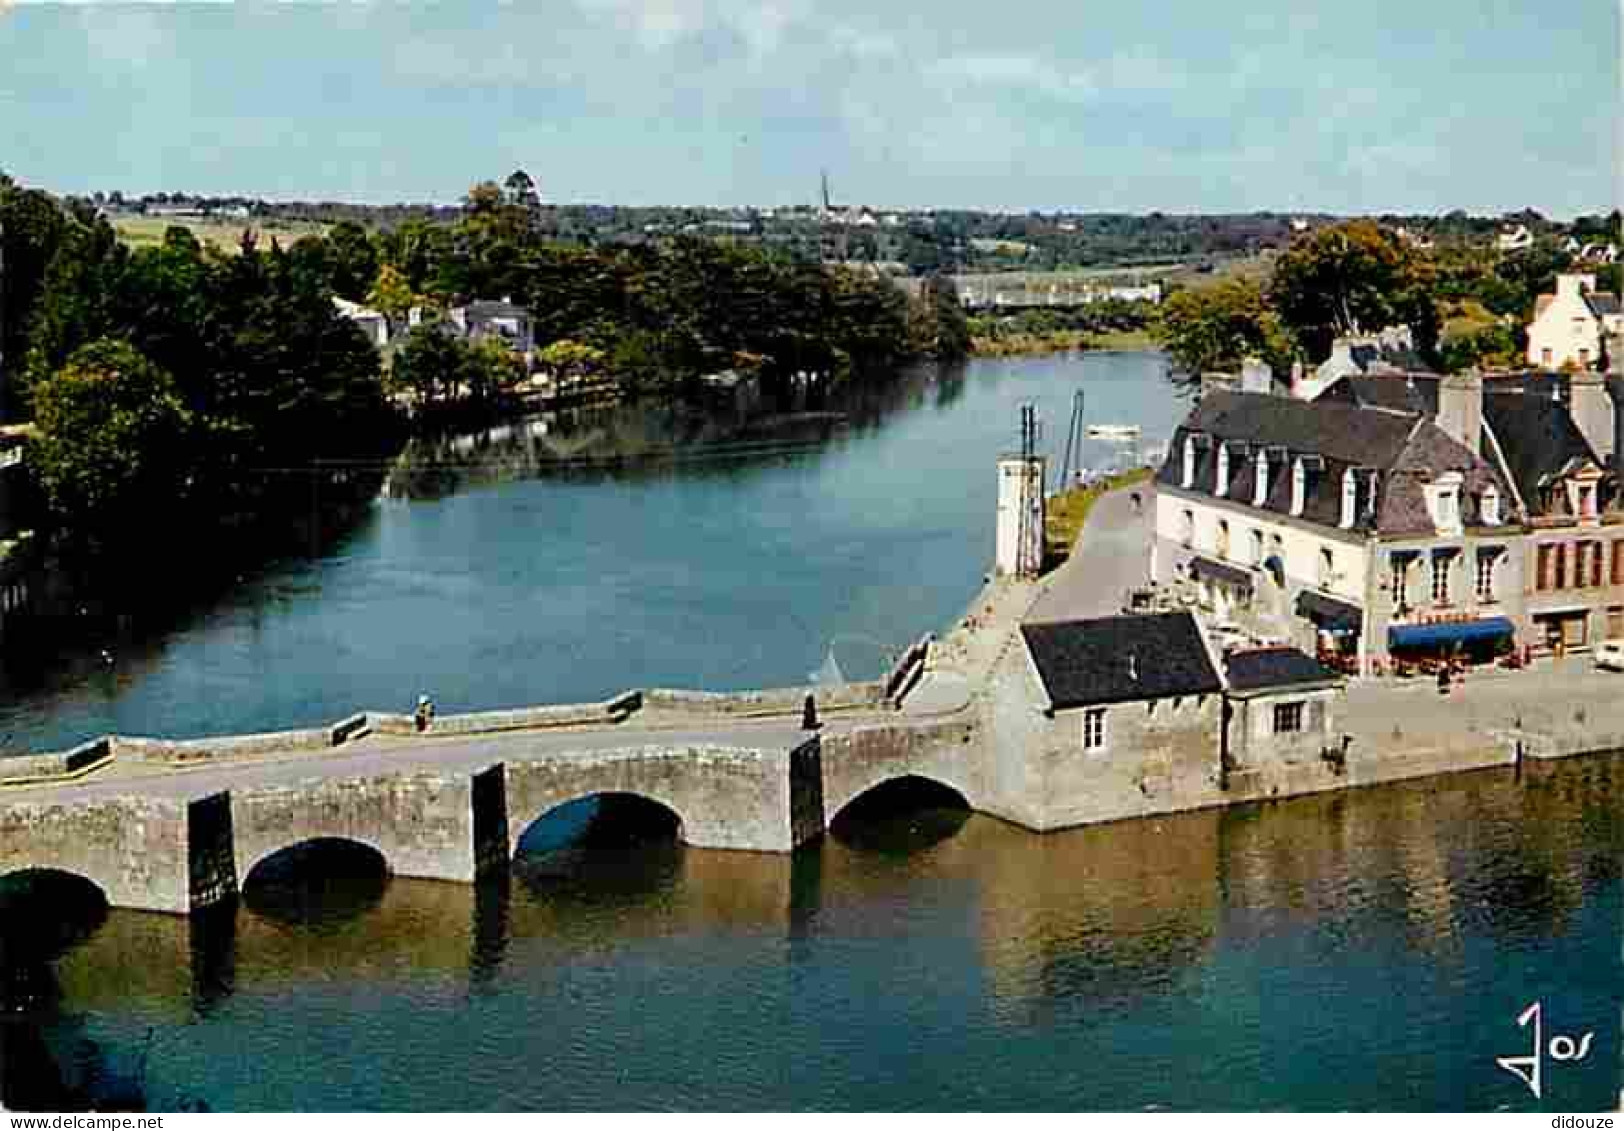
[1606,331,1624,478]
[1569,369,1614,463]
[1436,369,1483,455]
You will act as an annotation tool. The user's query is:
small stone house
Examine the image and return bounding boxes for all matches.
[1220,645,1344,785]
[986,611,1346,827]
[991,611,1226,828]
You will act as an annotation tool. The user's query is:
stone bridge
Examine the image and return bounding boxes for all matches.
[0,683,983,914]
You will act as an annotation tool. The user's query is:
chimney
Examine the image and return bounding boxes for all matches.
[1569,369,1614,463]
[1436,369,1483,455]
[1241,357,1273,395]
[1607,331,1624,477]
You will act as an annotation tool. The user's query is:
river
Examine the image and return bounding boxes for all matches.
[2,351,1620,1110]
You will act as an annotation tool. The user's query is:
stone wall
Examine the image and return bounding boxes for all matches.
[502,740,817,854]
[1227,685,1342,770]
[0,794,193,913]
[231,770,484,885]
[819,717,981,826]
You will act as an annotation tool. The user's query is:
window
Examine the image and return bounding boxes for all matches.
[1217,520,1230,560]
[1181,437,1196,488]
[1537,544,1554,591]
[1555,542,1568,589]
[1580,347,1591,366]
[1391,555,1411,613]
[1431,554,1452,605]
[1250,528,1265,565]
[1181,509,1194,548]
[1253,450,1269,506]
[1609,606,1624,639]
[1319,547,1335,589]
[1476,553,1496,603]
[1215,444,1231,496]
[1580,484,1598,519]
[1613,540,1624,586]
[1273,702,1304,734]
[1592,541,1605,588]
[1291,458,1307,516]
[1340,469,1357,528]
[1542,347,1554,367]
[1083,708,1106,750]
[1481,485,1501,526]
[1576,542,1591,588]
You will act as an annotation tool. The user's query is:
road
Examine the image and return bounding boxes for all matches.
[3,714,841,807]
[1025,482,1153,623]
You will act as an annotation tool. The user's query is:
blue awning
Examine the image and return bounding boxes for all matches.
[1388,617,1515,649]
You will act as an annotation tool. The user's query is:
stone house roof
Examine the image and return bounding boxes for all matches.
[1317,372,1439,415]
[1481,390,1606,516]
[1158,391,1510,535]
[1020,612,1222,710]
[1222,646,1341,693]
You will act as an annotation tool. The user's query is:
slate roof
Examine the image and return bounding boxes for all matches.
[1161,389,1519,536]
[463,299,530,319]
[1169,391,1421,467]
[1319,373,1439,415]
[1020,612,1221,709]
[1223,646,1341,692]
[1482,390,1601,513]
[1586,292,1621,318]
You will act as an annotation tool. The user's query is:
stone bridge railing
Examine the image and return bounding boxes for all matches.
[0,653,938,788]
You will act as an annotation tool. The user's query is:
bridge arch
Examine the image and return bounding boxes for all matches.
[830,773,971,823]
[239,835,393,893]
[511,790,686,860]
[240,837,391,925]
[0,867,111,963]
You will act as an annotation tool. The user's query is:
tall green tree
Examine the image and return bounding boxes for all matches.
[30,338,193,564]
[1268,220,1436,362]
[1153,277,1295,386]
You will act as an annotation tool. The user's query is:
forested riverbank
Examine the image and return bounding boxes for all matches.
[0,172,970,615]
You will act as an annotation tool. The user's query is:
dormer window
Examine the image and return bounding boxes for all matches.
[1426,471,1464,536]
[1215,443,1231,497]
[1340,469,1357,528]
[1481,485,1501,526]
[1253,449,1269,506]
[1291,458,1306,516]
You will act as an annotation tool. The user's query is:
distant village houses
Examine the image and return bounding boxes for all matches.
[1526,273,1622,370]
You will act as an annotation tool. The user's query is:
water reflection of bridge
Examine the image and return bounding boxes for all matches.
[34,752,1614,1028]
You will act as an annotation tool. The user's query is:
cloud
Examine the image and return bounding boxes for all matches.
[75,4,169,71]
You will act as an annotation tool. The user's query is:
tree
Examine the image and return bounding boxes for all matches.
[1153,277,1295,386]
[30,339,193,563]
[1268,220,1434,362]
[366,262,418,335]
[323,220,378,301]
[537,338,606,388]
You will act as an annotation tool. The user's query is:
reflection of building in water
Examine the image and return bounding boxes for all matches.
[954,813,1223,1018]
[1212,756,1616,951]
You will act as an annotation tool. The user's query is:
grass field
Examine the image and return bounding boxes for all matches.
[112,213,330,253]
[1044,466,1155,567]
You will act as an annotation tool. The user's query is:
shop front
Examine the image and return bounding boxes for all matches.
[1295,589,1362,673]
[1386,616,1516,672]
[1531,608,1593,655]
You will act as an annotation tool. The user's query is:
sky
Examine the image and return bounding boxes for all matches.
[0,1,1618,215]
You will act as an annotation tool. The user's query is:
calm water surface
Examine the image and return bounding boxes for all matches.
[3,352,1620,1110]
[7,758,1622,1110]
[3,351,1181,753]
